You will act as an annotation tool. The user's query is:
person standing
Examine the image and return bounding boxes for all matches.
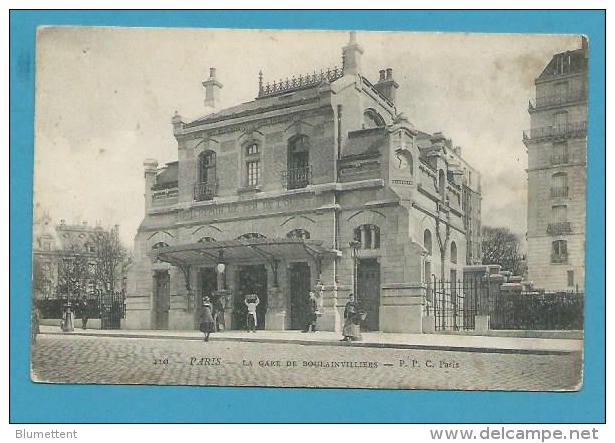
[31,300,40,344]
[80,298,89,330]
[199,296,216,342]
[341,293,361,341]
[244,293,260,333]
[61,300,74,332]
[212,295,226,332]
[302,291,318,333]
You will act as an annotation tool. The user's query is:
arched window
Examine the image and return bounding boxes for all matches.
[363,109,385,129]
[286,135,311,189]
[196,150,217,201]
[198,150,216,184]
[353,224,380,249]
[423,229,432,255]
[237,233,267,240]
[152,241,169,250]
[438,169,446,197]
[450,241,458,264]
[551,172,568,198]
[197,236,217,243]
[287,229,310,240]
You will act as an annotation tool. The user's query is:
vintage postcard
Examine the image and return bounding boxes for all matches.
[31,27,586,391]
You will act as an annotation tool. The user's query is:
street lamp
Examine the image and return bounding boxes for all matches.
[216,250,226,291]
[349,240,361,302]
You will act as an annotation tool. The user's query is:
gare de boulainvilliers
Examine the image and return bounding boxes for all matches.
[124,33,481,333]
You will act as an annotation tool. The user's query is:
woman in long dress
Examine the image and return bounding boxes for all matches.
[341,294,361,341]
[199,297,216,342]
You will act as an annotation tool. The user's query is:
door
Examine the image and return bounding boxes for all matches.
[198,268,217,329]
[357,259,380,331]
[153,271,170,329]
[289,262,311,330]
[234,265,268,330]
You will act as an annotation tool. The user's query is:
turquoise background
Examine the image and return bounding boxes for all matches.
[9,10,605,423]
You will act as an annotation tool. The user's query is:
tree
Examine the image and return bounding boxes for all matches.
[57,253,90,299]
[93,225,127,292]
[481,226,526,276]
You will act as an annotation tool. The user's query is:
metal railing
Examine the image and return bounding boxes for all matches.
[193,181,217,201]
[547,221,572,235]
[282,165,312,190]
[529,90,587,110]
[258,67,343,98]
[550,186,569,198]
[152,187,179,201]
[523,121,587,142]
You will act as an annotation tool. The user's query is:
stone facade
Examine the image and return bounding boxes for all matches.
[126,33,482,333]
[525,40,587,291]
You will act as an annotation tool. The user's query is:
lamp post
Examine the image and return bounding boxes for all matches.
[216,250,226,292]
[349,240,361,302]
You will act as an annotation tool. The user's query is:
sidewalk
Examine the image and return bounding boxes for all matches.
[39,325,582,355]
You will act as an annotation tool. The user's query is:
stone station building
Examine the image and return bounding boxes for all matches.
[125,33,481,333]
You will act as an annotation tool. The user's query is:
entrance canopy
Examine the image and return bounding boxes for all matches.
[153,237,340,268]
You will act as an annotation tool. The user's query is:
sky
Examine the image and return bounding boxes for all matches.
[33,27,580,247]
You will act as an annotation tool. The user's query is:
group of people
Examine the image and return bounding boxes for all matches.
[198,290,365,342]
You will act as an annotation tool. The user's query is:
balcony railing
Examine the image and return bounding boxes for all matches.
[282,165,312,190]
[551,253,568,264]
[258,67,343,98]
[193,182,217,201]
[547,221,572,235]
[550,186,569,198]
[523,121,587,142]
[152,187,179,204]
[551,153,569,165]
[529,90,587,110]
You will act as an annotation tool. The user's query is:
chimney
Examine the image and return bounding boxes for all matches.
[143,159,159,212]
[202,67,223,112]
[374,67,399,104]
[171,110,183,136]
[342,31,364,76]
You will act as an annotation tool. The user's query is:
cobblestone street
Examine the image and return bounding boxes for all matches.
[31,334,582,391]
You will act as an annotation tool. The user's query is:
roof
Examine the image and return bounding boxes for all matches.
[342,127,388,158]
[538,48,588,80]
[154,237,339,267]
[153,162,179,190]
[189,101,262,126]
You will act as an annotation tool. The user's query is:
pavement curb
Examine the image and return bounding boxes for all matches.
[39,331,580,356]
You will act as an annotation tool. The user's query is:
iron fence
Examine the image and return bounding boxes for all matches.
[36,292,126,329]
[432,276,483,331]
[429,277,583,331]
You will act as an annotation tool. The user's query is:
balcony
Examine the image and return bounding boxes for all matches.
[523,121,587,143]
[529,90,586,111]
[193,182,217,201]
[551,153,569,165]
[547,221,572,235]
[282,165,312,190]
[151,187,179,206]
[551,253,568,264]
[550,186,569,198]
